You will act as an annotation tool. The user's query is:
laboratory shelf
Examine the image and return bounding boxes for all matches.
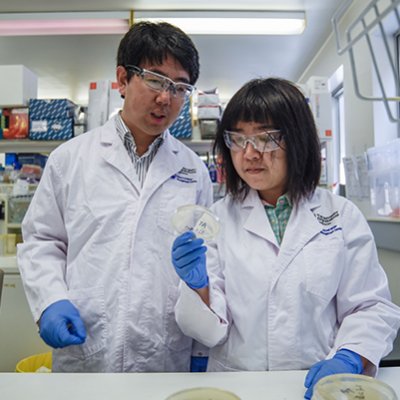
[6,223,22,229]
[0,139,213,154]
[0,140,65,153]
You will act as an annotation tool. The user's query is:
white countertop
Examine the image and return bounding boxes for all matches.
[1,368,399,400]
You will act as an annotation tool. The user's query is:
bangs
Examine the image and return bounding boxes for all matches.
[224,84,277,129]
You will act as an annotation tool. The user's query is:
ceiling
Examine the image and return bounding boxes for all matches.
[0,0,345,100]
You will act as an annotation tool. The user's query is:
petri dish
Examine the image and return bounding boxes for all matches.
[171,204,220,241]
[312,373,398,400]
[165,387,241,400]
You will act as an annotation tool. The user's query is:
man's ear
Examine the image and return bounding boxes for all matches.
[116,66,128,99]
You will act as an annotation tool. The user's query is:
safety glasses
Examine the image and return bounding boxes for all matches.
[125,65,195,99]
[223,130,284,153]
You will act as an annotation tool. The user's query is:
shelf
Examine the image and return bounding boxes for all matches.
[6,223,22,229]
[0,140,65,153]
[0,139,213,154]
[180,139,213,153]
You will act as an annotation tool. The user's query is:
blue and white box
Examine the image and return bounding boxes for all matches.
[29,118,74,140]
[29,99,75,120]
[169,98,192,139]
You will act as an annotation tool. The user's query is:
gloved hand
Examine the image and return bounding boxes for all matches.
[304,349,363,399]
[39,299,87,349]
[171,231,208,289]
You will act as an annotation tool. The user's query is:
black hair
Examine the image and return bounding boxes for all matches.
[213,77,321,206]
[117,21,199,85]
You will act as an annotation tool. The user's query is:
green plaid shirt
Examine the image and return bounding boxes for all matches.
[264,194,292,244]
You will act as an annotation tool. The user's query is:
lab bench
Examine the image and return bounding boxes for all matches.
[1,368,400,400]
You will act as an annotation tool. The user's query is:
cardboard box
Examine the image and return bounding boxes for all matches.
[197,93,220,107]
[197,106,221,120]
[29,99,75,119]
[0,65,38,107]
[29,118,74,140]
[108,81,123,119]
[1,108,29,139]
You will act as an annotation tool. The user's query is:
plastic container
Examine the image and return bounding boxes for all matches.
[312,373,398,400]
[171,204,220,241]
[8,193,34,223]
[15,352,52,373]
[367,139,400,217]
[166,387,240,400]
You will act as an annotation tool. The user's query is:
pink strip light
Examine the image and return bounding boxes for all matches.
[0,18,129,36]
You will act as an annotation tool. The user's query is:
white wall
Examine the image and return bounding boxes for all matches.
[0,34,122,105]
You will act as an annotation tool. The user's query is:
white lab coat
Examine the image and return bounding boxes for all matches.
[17,117,213,372]
[175,188,400,375]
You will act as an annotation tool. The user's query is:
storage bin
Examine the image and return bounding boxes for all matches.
[199,119,219,140]
[8,193,34,224]
[15,352,52,373]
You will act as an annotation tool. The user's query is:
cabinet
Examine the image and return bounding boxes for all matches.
[0,257,51,372]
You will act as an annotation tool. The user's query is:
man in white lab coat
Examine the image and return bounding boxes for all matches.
[171,78,400,398]
[17,22,212,372]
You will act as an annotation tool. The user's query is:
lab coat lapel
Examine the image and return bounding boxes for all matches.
[99,120,138,189]
[272,193,322,282]
[140,134,184,200]
[242,190,278,245]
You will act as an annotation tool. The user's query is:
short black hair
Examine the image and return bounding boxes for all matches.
[214,77,321,206]
[117,21,199,85]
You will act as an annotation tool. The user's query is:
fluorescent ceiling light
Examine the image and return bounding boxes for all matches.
[0,12,129,36]
[0,10,306,36]
[134,11,306,35]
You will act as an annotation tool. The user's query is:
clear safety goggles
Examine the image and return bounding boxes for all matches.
[223,129,284,153]
[125,65,195,99]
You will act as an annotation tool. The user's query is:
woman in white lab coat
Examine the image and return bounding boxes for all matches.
[171,78,400,398]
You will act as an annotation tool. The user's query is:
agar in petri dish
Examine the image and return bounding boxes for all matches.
[171,204,220,241]
[312,373,398,400]
[165,387,241,400]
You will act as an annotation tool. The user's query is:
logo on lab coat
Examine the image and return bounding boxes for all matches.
[171,167,198,183]
[314,211,339,225]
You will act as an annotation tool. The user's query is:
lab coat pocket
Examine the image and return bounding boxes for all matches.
[67,286,107,359]
[303,235,344,302]
[164,286,192,352]
[157,181,197,234]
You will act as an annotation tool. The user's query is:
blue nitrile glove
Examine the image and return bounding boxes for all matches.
[171,231,209,289]
[39,299,87,349]
[190,356,208,372]
[304,349,363,399]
